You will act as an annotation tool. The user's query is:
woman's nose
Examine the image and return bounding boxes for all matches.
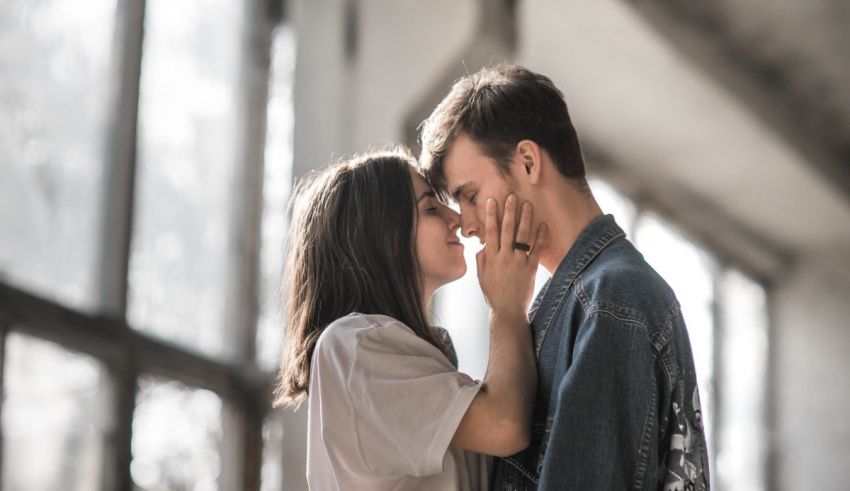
[446,208,461,230]
[458,210,478,238]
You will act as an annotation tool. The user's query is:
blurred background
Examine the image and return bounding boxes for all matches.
[1,0,848,490]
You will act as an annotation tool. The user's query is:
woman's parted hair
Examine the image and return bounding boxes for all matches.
[274,146,452,408]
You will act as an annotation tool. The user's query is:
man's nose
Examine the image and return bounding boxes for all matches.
[459,211,479,238]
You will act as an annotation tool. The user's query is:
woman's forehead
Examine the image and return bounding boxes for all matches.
[408,166,432,195]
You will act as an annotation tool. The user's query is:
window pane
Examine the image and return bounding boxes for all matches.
[260,409,285,491]
[716,270,768,491]
[256,25,296,372]
[131,377,223,491]
[635,215,716,445]
[0,0,117,310]
[2,332,112,491]
[128,0,246,357]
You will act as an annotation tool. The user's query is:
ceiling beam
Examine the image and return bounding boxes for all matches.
[625,0,850,203]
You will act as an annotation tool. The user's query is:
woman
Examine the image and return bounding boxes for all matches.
[274,146,547,490]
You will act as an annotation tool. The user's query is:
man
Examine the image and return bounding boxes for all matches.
[418,65,710,490]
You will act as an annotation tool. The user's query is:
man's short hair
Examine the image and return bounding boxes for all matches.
[418,64,586,200]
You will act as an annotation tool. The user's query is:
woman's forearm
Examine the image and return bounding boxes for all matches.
[450,311,537,456]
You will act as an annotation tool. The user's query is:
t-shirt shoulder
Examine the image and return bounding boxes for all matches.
[319,312,402,342]
[311,313,481,477]
[317,312,447,362]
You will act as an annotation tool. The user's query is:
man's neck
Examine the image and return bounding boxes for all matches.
[538,182,603,274]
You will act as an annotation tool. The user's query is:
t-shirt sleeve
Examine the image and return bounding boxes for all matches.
[345,317,482,477]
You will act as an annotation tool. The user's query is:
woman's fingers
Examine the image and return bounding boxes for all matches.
[514,201,532,251]
[476,195,546,315]
[484,198,499,254]
[500,195,518,252]
[481,194,539,259]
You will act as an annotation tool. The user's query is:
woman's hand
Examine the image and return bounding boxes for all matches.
[476,194,548,322]
[451,194,547,456]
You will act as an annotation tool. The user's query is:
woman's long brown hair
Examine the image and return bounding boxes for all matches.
[274,147,452,408]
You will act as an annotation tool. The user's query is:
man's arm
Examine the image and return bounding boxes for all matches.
[538,310,658,490]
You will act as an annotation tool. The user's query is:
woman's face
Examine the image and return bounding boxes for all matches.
[410,168,466,299]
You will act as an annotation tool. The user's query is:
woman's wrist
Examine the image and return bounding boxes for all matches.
[489,309,529,329]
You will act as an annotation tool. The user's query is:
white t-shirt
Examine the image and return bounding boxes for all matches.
[306,313,491,490]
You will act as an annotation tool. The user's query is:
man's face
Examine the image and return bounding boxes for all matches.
[442,133,519,243]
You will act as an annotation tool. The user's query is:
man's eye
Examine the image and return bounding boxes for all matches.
[469,193,478,205]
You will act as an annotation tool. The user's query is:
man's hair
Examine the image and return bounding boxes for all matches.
[419,64,586,199]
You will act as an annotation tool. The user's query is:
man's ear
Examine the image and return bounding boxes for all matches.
[515,139,542,185]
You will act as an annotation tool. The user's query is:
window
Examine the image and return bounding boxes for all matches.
[256,25,297,372]
[716,270,769,491]
[0,0,118,311]
[0,2,293,490]
[128,0,247,358]
[260,410,286,491]
[1,333,112,491]
[131,378,223,491]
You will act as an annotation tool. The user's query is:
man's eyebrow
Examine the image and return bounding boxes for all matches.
[451,182,472,202]
[416,190,436,203]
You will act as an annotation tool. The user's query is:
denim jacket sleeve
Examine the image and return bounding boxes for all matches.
[538,309,659,490]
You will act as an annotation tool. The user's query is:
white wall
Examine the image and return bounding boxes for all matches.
[773,251,850,491]
[292,0,477,178]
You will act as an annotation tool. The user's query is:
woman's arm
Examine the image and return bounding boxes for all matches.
[451,195,547,456]
[451,311,537,456]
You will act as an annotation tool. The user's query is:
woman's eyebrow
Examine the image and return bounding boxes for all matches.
[416,190,436,203]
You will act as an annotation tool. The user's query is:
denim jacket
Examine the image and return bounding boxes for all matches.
[491,214,710,490]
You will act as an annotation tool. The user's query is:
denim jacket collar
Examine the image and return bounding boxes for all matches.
[529,214,626,354]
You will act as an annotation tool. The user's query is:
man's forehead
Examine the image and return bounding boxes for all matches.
[443,133,486,169]
[441,134,502,199]
[442,151,481,186]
